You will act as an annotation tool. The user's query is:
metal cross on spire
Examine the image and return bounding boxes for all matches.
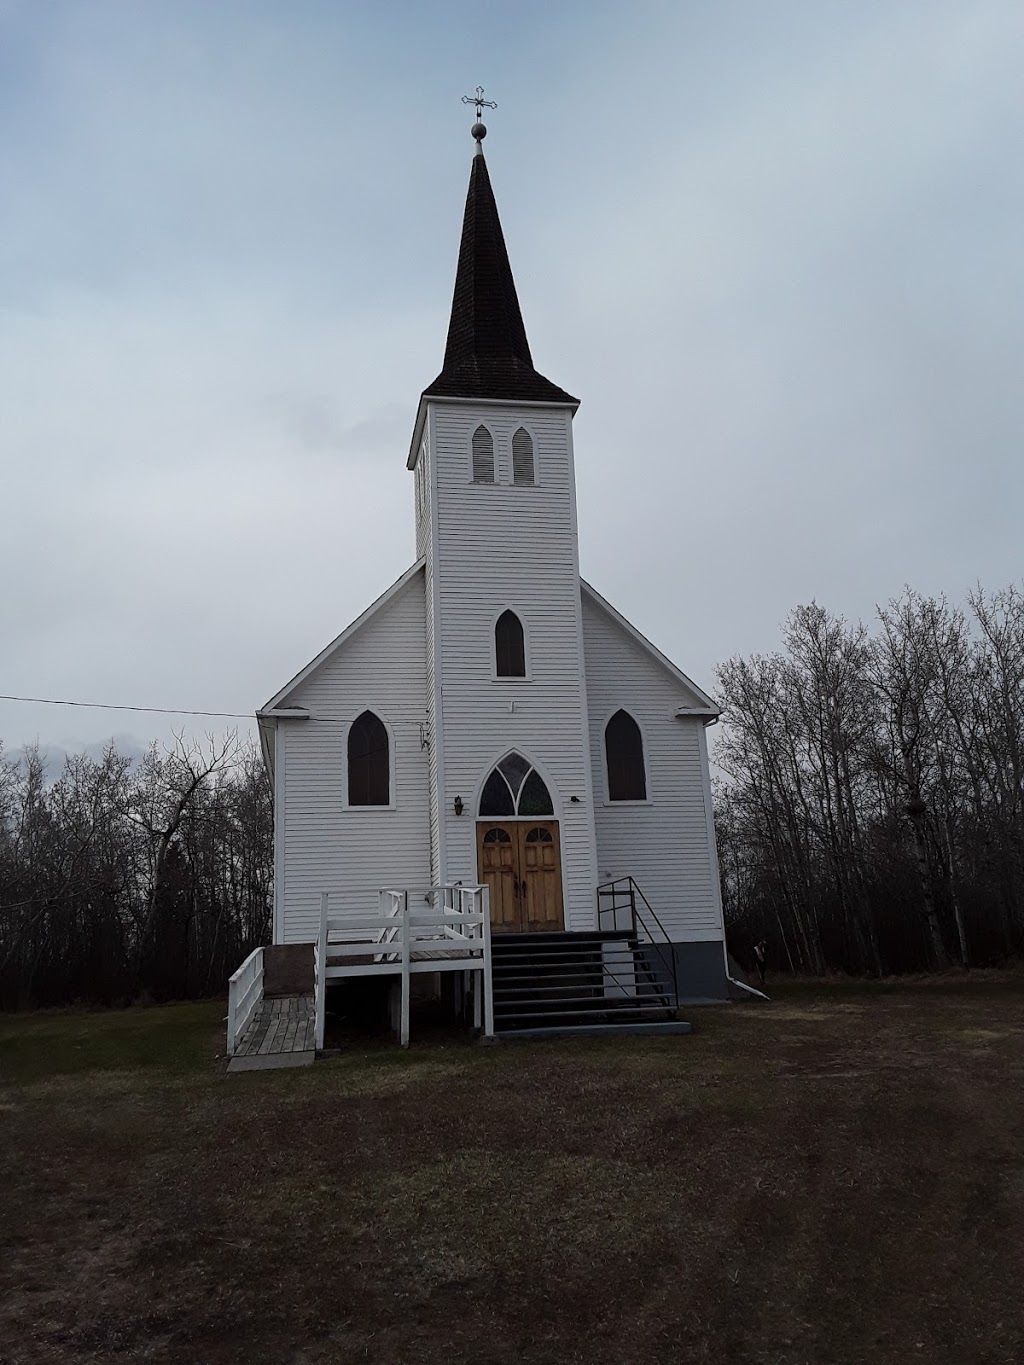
[462,86,497,119]
[461,86,497,144]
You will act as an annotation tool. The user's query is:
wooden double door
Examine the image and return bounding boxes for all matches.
[477,820,564,933]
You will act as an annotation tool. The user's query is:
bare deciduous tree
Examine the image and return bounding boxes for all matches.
[0,736,272,1008]
[718,583,1024,976]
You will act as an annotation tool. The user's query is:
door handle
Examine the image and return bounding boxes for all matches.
[520,879,527,901]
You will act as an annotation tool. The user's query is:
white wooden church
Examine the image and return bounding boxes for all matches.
[255,116,731,1038]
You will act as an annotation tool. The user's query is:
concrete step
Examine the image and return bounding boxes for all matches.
[496,1020,692,1040]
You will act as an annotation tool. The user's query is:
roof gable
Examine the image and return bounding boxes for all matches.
[580,580,719,715]
[259,560,425,713]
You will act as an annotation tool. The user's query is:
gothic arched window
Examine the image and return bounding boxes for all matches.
[605,710,647,801]
[472,425,495,483]
[348,710,390,806]
[512,427,535,485]
[495,610,526,678]
[479,752,554,817]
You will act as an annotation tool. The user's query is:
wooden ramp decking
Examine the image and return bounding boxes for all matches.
[227,994,316,1073]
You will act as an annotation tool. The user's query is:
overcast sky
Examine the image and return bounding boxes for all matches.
[2,0,1022,765]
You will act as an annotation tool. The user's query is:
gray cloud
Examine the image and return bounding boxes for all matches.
[2,0,1021,756]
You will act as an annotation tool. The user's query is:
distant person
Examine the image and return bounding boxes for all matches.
[753,938,767,987]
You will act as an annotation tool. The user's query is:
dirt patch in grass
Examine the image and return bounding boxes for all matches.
[3,980,1024,1363]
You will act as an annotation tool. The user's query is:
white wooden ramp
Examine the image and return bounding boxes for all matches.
[227,994,316,1073]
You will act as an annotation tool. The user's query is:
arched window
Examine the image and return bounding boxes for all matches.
[483,827,513,845]
[495,610,526,678]
[472,425,494,483]
[479,752,554,816]
[415,443,427,518]
[348,710,390,806]
[512,427,535,485]
[605,710,647,801]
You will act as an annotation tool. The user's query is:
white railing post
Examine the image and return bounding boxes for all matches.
[315,892,328,1051]
[467,885,482,1030]
[481,885,494,1039]
[226,989,238,1056]
[400,891,411,1047]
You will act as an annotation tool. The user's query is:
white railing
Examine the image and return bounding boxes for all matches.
[313,924,326,1052]
[226,947,264,1055]
[314,885,493,1049]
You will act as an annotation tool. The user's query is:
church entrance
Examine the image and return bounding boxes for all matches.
[475,752,564,933]
[477,821,563,933]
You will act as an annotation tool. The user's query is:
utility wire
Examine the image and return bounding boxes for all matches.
[0,694,423,728]
[0,693,253,720]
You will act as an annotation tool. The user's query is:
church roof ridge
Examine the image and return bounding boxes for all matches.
[422,144,578,408]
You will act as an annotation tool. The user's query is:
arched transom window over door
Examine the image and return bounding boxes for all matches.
[494,610,526,678]
[605,709,647,801]
[479,751,554,817]
[512,427,535,485]
[472,425,495,483]
[348,710,390,806]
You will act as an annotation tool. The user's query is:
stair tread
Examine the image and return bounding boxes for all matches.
[493,958,642,966]
[492,930,634,943]
[492,969,609,980]
[494,1002,676,1022]
[494,988,669,999]
[496,996,670,1008]
[491,950,625,960]
[492,945,635,955]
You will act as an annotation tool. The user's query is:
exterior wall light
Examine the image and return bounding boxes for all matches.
[454,796,464,816]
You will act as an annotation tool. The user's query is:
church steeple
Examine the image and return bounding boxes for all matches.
[423,121,577,407]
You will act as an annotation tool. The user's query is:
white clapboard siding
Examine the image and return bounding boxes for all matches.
[415,430,443,885]
[582,590,724,943]
[424,553,441,887]
[425,401,599,930]
[276,569,431,944]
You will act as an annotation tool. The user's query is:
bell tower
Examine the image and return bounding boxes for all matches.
[407,99,600,929]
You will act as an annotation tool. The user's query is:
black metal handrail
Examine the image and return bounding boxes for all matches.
[489,927,676,1022]
[596,876,679,1010]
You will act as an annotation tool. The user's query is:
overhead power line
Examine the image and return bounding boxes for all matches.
[0,693,253,720]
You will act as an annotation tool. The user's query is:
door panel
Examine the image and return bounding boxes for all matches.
[476,820,564,933]
[518,823,564,933]
[477,824,519,932]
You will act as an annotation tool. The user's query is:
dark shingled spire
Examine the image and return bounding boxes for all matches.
[423,150,578,406]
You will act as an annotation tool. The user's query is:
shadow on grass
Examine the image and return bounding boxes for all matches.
[0,1000,225,1085]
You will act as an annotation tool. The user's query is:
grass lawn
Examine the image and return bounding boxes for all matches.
[2,978,1024,1364]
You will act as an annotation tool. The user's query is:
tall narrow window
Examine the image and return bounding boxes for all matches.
[472,425,494,483]
[348,710,390,806]
[415,443,427,518]
[512,427,535,485]
[605,710,647,801]
[495,610,526,678]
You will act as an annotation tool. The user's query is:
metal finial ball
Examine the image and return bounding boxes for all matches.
[471,121,487,141]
